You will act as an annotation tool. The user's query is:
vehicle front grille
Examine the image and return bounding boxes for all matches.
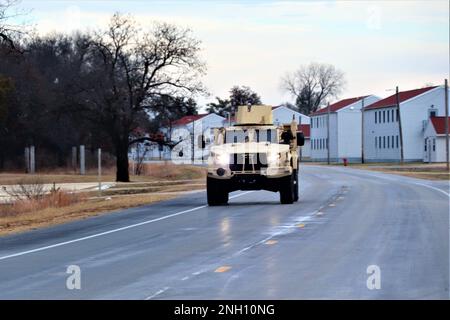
[229,153,268,172]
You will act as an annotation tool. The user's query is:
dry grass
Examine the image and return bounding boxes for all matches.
[0,193,178,236]
[0,163,206,185]
[325,162,450,180]
[0,190,84,217]
[0,166,207,236]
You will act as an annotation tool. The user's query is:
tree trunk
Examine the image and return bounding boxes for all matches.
[116,142,130,182]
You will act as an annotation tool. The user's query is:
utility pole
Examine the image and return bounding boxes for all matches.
[361,97,365,164]
[327,102,330,165]
[445,78,449,171]
[396,86,404,164]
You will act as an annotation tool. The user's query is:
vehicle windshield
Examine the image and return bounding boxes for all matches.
[225,129,277,143]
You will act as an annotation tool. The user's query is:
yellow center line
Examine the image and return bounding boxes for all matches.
[297,223,305,228]
[265,240,278,245]
[215,266,232,273]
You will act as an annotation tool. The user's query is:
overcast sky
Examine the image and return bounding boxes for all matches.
[15,0,450,109]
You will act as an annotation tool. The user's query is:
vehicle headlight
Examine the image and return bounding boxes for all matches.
[268,152,281,164]
[213,152,229,166]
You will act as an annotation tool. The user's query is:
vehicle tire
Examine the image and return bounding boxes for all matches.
[293,169,299,202]
[279,173,294,204]
[207,177,229,206]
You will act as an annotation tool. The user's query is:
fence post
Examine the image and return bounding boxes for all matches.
[98,148,102,197]
[71,146,77,172]
[80,145,85,175]
[24,147,30,173]
[30,146,35,174]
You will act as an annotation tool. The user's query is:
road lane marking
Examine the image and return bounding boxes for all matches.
[145,286,170,300]
[265,240,278,245]
[297,223,305,228]
[215,266,231,273]
[329,203,336,207]
[0,191,254,262]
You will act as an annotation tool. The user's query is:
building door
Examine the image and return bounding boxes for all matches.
[424,138,430,163]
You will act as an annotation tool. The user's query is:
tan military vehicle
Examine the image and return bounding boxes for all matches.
[207,105,305,205]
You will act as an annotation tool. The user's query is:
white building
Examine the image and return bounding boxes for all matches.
[310,95,380,162]
[129,113,226,162]
[272,105,310,125]
[170,113,226,162]
[364,86,450,162]
[423,116,450,163]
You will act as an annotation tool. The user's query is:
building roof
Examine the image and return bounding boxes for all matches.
[298,124,310,137]
[310,96,369,115]
[430,116,450,135]
[365,86,437,110]
[172,114,208,126]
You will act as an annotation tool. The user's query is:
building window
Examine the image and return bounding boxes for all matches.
[433,139,436,151]
[391,136,394,149]
[391,109,394,122]
[429,106,437,118]
[424,139,427,151]
[379,136,381,149]
[387,110,390,122]
[383,136,386,149]
[375,136,377,149]
[383,110,385,123]
[396,135,399,148]
[375,112,377,124]
[396,109,399,122]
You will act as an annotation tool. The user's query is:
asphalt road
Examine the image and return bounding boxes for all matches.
[0,165,448,299]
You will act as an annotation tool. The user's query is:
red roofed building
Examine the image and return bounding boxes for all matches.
[311,96,370,115]
[363,85,449,162]
[364,87,437,110]
[310,95,380,162]
[171,114,209,126]
[423,116,450,162]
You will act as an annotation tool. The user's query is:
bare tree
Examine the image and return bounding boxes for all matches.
[0,0,27,51]
[78,13,206,182]
[282,62,345,114]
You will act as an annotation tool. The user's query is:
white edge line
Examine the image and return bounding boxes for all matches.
[413,182,450,198]
[0,191,254,262]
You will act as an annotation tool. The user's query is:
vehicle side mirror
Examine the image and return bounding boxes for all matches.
[198,135,206,149]
[297,132,305,146]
